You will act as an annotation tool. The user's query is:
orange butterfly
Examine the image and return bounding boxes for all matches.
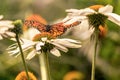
[24,14,81,38]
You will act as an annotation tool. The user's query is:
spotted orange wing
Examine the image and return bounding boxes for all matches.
[24,20,47,32]
[23,14,47,32]
[49,21,80,37]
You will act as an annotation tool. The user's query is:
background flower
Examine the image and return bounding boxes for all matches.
[64,5,120,39]
[0,15,16,40]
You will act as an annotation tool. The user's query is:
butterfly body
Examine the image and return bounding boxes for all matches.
[46,25,51,32]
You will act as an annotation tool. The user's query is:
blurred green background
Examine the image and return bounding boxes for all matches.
[0,0,120,80]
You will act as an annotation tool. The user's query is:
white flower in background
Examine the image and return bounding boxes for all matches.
[63,5,120,39]
[0,15,16,40]
[7,37,81,60]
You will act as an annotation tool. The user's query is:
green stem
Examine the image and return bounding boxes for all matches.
[39,52,51,80]
[91,37,98,80]
[15,35,30,80]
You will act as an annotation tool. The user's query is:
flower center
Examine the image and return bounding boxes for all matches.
[87,13,108,29]
[10,20,23,35]
[33,33,55,53]
[41,42,54,53]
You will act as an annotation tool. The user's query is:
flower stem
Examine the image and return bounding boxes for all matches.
[91,37,98,80]
[39,52,51,80]
[15,35,30,80]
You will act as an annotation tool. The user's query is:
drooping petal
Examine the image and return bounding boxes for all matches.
[51,42,68,52]
[50,48,61,57]
[8,39,36,56]
[76,27,94,41]
[105,13,120,26]
[7,43,18,50]
[71,19,94,41]
[26,50,36,60]
[99,5,113,13]
[8,48,20,56]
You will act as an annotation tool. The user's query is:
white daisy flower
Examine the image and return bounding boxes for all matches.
[63,5,120,39]
[0,15,16,40]
[8,37,81,60]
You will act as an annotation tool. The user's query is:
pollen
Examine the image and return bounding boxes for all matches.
[89,5,104,11]
[15,71,37,80]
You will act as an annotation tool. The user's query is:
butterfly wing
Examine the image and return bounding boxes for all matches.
[25,14,47,25]
[23,14,47,32]
[24,20,47,32]
[49,23,66,37]
[49,21,80,37]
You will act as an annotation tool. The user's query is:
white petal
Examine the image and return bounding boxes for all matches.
[20,40,36,51]
[51,42,68,52]
[66,8,95,16]
[41,37,47,41]
[53,39,81,48]
[8,48,20,55]
[8,39,36,56]
[1,34,9,38]
[76,27,94,41]
[62,16,72,22]
[5,31,16,38]
[99,5,113,13]
[50,48,61,57]
[26,50,36,60]
[36,42,44,51]
[36,51,42,54]
[53,38,81,44]
[0,21,14,28]
[63,16,86,25]
[105,13,120,26]
[0,27,8,34]
[7,43,18,50]
[66,9,81,13]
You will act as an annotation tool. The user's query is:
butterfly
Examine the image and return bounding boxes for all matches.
[24,14,81,37]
